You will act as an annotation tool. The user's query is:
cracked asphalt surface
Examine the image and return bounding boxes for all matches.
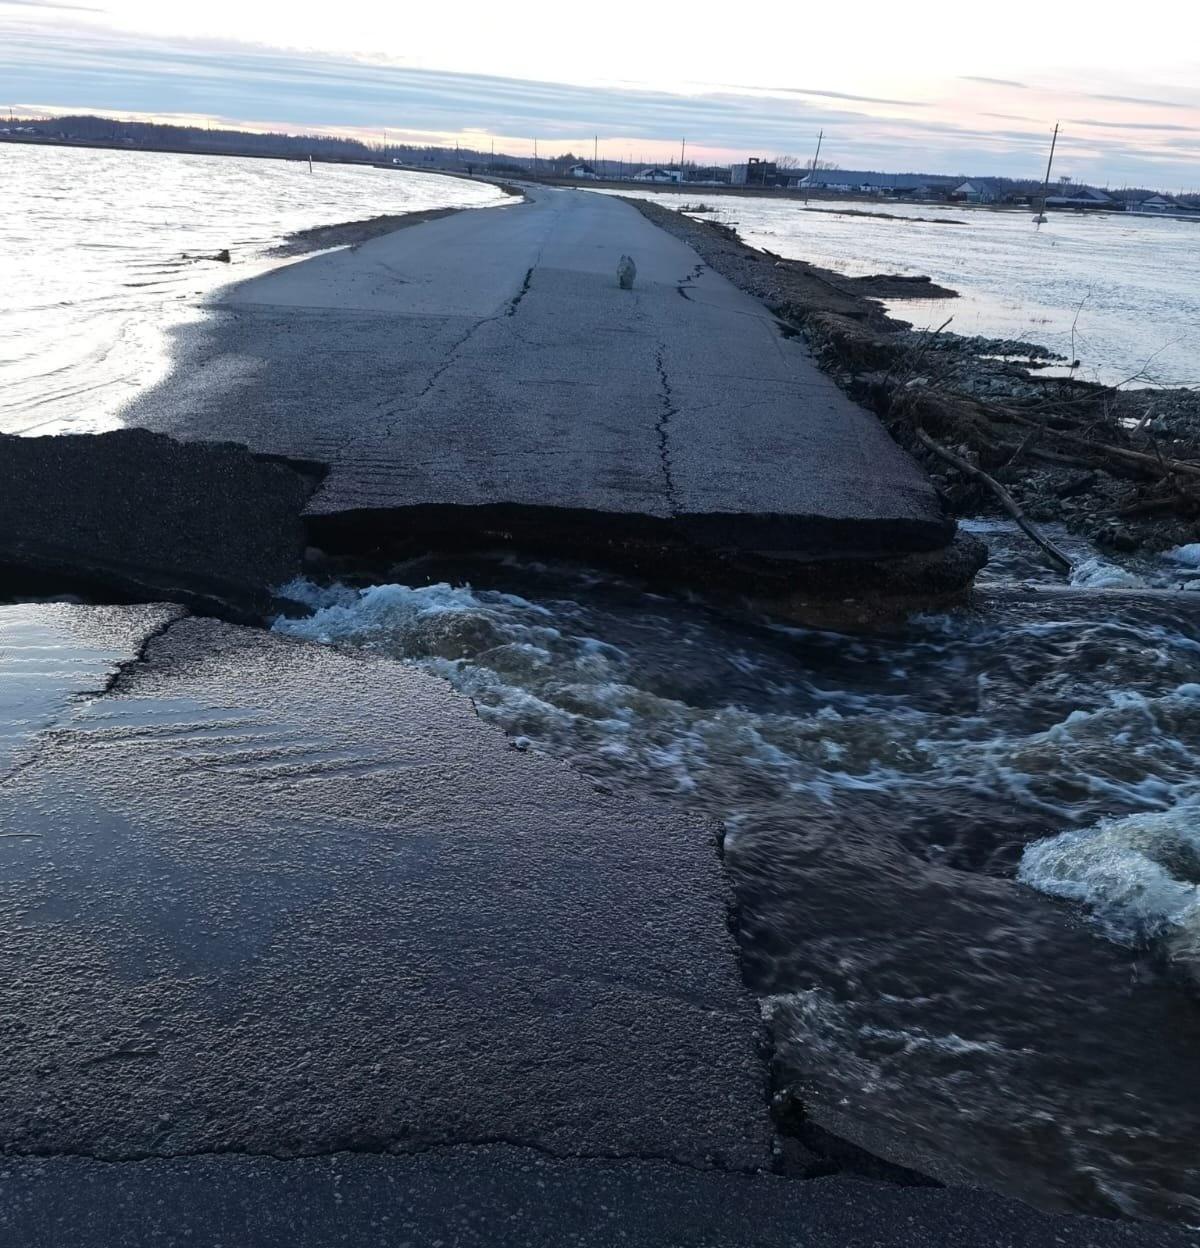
[0,601,1189,1246]
[124,186,950,557]
[0,604,768,1167]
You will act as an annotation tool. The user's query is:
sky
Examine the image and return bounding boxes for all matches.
[4,0,1200,187]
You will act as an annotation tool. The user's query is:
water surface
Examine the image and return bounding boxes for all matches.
[0,144,509,435]
[609,189,1200,390]
[275,537,1200,1223]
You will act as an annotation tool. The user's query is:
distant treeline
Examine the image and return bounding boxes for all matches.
[3,115,1195,203]
[0,114,499,169]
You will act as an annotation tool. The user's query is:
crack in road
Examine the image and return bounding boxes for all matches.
[373,245,548,443]
[676,262,706,301]
[0,1135,770,1180]
[653,347,681,516]
[505,266,535,316]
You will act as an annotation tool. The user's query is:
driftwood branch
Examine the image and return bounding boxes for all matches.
[998,409,1200,480]
[914,427,1074,575]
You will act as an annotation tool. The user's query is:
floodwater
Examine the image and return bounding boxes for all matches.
[611,189,1200,390]
[8,144,1200,1226]
[275,536,1200,1224]
[0,144,509,436]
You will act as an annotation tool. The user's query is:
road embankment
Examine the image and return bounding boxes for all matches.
[627,198,1200,565]
[95,185,977,617]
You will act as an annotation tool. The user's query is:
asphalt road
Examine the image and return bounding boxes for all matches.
[0,602,1188,1246]
[126,187,950,559]
[0,603,768,1167]
[4,1148,1192,1248]
[0,429,319,616]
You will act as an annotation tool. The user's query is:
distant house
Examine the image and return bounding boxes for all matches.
[793,169,953,197]
[1125,193,1200,218]
[730,158,780,187]
[687,165,732,184]
[1045,186,1113,210]
[566,162,597,179]
[953,179,1004,204]
[633,167,680,183]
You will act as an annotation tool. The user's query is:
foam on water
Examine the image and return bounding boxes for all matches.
[1069,556,1145,589]
[274,572,1200,890]
[1166,543,1200,568]
[1020,801,1200,970]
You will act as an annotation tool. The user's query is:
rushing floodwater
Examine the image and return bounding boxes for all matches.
[610,189,1200,390]
[0,144,509,436]
[274,539,1200,1224]
[8,145,1200,1225]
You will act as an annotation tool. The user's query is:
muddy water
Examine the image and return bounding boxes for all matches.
[275,531,1200,1224]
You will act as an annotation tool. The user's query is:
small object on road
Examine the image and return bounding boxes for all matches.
[617,254,636,290]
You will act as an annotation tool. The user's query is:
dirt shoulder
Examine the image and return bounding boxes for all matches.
[268,184,524,258]
[629,197,1200,559]
[268,208,467,257]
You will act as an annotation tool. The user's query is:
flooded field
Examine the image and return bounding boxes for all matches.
[0,144,509,436]
[610,188,1200,390]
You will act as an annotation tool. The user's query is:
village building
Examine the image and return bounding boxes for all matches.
[953,178,1005,204]
[1139,194,1178,211]
[686,165,732,184]
[729,158,780,187]
[633,167,681,184]
[794,169,954,198]
[1044,186,1113,209]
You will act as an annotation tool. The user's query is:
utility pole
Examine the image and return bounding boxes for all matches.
[1035,122,1060,225]
[533,137,538,175]
[805,129,823,204]
[681,136,686,175]
[593,134,598,170]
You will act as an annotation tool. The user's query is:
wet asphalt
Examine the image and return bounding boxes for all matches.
[0,602,1188,1245]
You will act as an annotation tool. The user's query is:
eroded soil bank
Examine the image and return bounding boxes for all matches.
[266,182,524,256]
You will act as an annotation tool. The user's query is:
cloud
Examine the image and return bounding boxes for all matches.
[4,21,1199,185]
[1068,117,1199,133]
[0,0,103,11]
[1086,91,1193,111]
[725,83,930,108]
[961,76,1029,89]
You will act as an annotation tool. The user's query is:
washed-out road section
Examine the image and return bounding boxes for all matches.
[124,185,951,562]
[0,187,1164,1245]
[0,601,1185,1248]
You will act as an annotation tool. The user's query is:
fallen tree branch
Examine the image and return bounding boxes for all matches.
[997,409,1200,480]
[914,427,1074,575]
[1118,492,1200,517]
